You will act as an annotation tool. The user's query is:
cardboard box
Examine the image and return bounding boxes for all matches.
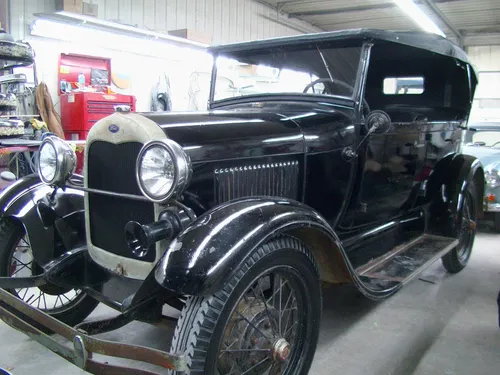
[83,2,98,17]
[56,0,83,14]
[168,29,212,45]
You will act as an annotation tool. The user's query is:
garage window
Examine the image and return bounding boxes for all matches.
[383,77,424,95]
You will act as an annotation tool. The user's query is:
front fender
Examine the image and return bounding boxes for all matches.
[0,174,85,265]
[154,197,397,299]
[154,197,335,296]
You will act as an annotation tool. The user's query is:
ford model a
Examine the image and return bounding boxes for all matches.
[0,30,482,374]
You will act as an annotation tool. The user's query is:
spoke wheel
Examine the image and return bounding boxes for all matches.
[8,234,85,314]
[217,270,302,375]
[442,185,477,274]
[0,219,99,328]
[170,237,321,375]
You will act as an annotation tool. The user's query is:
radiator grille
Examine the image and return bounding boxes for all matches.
[215,161,299,204]
[87,141,155,262]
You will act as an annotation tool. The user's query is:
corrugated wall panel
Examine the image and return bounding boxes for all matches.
[10,0,321,43]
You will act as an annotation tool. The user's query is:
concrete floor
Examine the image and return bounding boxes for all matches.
[1,226,499,375]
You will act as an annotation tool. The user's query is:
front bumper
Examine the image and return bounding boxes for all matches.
[0,288,187,374]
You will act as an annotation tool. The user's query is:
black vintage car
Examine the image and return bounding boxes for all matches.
[0,29,483,374]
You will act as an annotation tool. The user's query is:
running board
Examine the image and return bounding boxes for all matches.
[356,234,458,285]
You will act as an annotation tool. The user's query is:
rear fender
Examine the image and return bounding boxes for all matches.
[154,197,399,300]
[0,174,85,265]
[425,153,484,235]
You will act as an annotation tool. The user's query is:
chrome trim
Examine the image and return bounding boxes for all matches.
[136,139,192,203]
[65,183,149,202]
[38,137,76,185]
[215,160,299,204]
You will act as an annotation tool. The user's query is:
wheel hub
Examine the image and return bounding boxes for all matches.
[218,298,292,374]
[272,338,291,361]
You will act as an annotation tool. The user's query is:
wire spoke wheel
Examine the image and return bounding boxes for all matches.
[442,186,477,274]
[0,219,99,328]
[217,272,301,375]
[8,233,86,313]
[170,237,321,375]
[457,195,474,260]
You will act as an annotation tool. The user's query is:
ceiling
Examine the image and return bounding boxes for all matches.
[260,0,500,47]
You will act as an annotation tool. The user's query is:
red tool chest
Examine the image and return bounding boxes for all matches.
[61,92,136,140]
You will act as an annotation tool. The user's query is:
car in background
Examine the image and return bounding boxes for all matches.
[463,123,500,231]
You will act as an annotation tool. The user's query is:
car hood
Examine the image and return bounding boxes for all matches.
[142,105,352,163]
[462,145,500,168]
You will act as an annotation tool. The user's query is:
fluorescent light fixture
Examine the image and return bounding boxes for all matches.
[33,11,208,49]
[393,0,446,37]
[30,18,212,64]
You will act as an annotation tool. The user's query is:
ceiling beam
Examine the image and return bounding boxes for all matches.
[286,0,462,17]
[288,3,394,17]
[253,0,325,32]
[419,0,462,44]
[463,32,500,47]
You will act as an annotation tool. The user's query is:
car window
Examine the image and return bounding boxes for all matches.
[214,46,362,102]
[383,77,424,95]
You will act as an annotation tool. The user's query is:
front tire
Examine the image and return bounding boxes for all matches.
[0,218,99,328]
[441,185,477,273]
[170,237,322,374]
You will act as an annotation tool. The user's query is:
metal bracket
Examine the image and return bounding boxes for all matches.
[342,147,357,161]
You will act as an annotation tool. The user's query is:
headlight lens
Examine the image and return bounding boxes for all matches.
[39,141,57,182]
[485,169,500,189]
[136,139,191,203]
[38,137,76,185]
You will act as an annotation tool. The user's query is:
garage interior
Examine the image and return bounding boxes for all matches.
[0,1,499,374]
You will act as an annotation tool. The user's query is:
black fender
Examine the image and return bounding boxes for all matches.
[154,197,401,300]
[0,174,85,265]
[424,153,484,235]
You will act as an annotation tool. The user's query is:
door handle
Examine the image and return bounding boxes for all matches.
[342,147,357,161]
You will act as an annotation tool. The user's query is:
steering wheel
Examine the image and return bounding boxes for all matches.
[303,78,370,115]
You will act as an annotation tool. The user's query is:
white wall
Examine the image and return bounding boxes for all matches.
[27,34,212,113]
[467,46,500,123]
[10,0,321,43]
[7,0,320,114]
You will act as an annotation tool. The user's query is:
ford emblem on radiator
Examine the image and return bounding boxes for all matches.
[108,124,119,133]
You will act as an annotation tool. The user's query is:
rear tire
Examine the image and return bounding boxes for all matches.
[441,185,477,274]
[170,237,322,375]
[0,218,99,328]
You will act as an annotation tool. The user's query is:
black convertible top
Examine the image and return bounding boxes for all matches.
[209,28,471,65]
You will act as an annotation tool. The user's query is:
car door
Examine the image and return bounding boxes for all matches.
[342,115,426,227]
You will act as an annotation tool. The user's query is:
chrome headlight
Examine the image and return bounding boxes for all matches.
[136,139,191,203]
[38,137,76,185]
[485,168,500,189]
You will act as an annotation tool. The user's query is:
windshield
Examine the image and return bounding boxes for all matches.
[471,131,500,148]
[212,45,362,103]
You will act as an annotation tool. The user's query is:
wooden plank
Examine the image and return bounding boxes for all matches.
[155,0,167,31]
[176,0,187,30]
[119,0,133,25]
[131,0,145,28]
[166,0,177,30]
[143,0,156,29]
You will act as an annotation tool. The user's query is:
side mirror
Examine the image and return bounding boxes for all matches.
[347,110,391,159]
[366,110,391,135]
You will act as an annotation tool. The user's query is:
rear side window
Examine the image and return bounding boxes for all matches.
[383,77,424,95]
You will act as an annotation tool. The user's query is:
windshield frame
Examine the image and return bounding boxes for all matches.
[208,41,368,109]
